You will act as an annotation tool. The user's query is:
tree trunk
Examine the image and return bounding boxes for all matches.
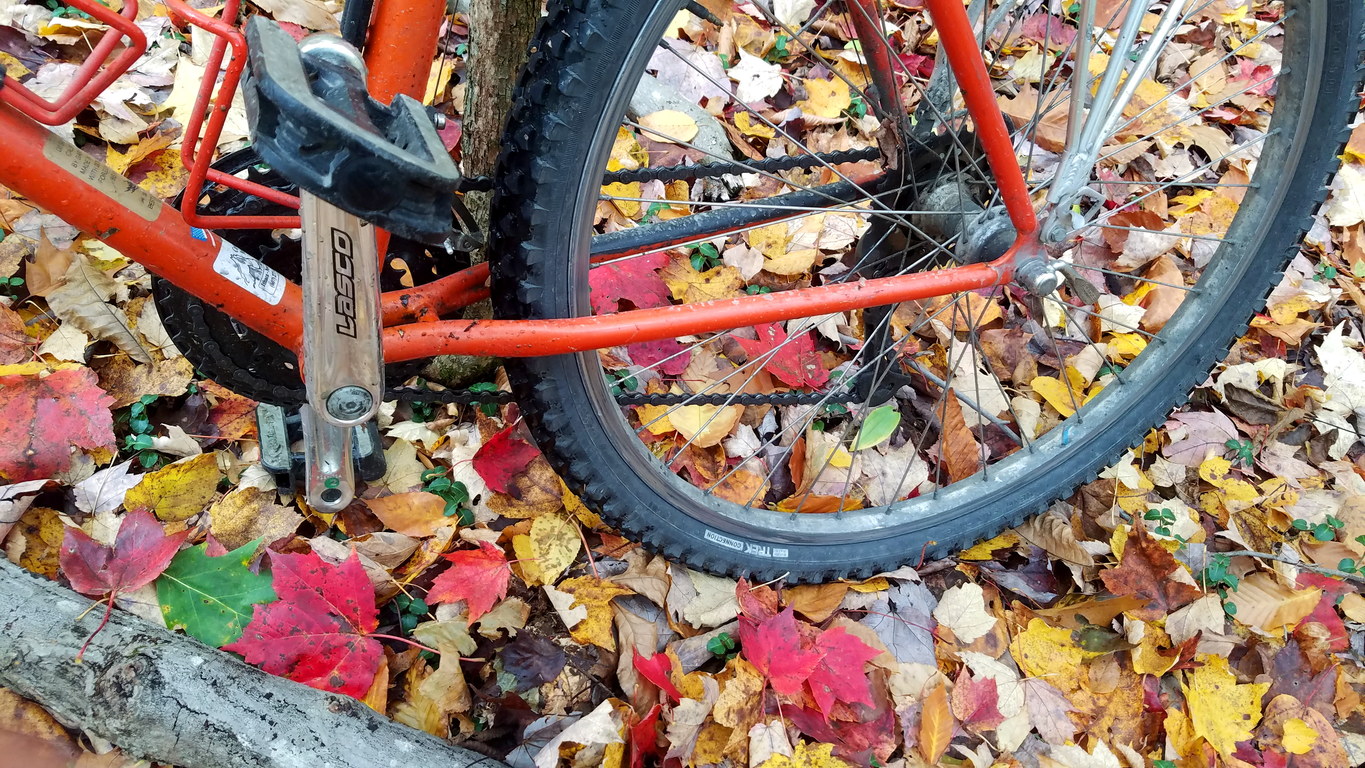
[423,0,539,387]
[0,559,507,768]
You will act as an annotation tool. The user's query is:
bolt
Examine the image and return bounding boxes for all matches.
[1015,259,1064,296]
[326,385,374,421]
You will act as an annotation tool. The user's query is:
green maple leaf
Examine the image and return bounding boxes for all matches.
[156,539,277,647]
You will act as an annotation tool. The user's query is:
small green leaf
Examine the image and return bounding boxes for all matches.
[156,539,277,647]
[1292,518,1311,531]
[1340,558,1358,573]
[1224,601,1237,616]
[1313,523,1335,542]
[852,404,901,451]
[1154,762,1177,768]
[1353,260,1365,279]
[1327,515,1345,529]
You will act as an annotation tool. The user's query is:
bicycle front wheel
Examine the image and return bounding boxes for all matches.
[491,0,1365,580]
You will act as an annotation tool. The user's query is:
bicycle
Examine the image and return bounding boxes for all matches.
[1,0,1360,581]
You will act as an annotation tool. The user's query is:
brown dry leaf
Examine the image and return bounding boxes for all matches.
[999,84,1069,151]
[46,253,150,363]
[485,455,564,520]
[941,392,982,483]
[1225,571,1322,633]
[1098,524,1201,620]
[918,682,956,763]
[361,655,390,714]
[1016,513,1095,567]
[93,352,194,408]
[26,235,75,297]
[558,576,634,651]
[201,379,258,442]
[1139,255,1185,332]
[364,492,450,537]
[612,549,670,607]
[124,452,221,522]
[0,688,80,765]
[712,656,764,761]
[785,582,849,623]
[1258,694,1347,766]
[208,486,302,550]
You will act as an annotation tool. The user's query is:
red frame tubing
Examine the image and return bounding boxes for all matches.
[0,102,305,352]
[0,0,144,124]
[923,0,1039,239]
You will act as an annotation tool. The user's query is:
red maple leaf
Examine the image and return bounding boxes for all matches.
[223,550,381,699]
[806,626,880,719]
[426,541,511,622]
[626,337,691,376]
[632,650,682,702]
[59,507,189,658]
[472,425,540,494]
[61,508,188,597]
[739,606,822,696]
[589,251,672,315]
[950,670,1005,730]
[733,323,830,388]
[628,703,662,768]
[0,365,114,481]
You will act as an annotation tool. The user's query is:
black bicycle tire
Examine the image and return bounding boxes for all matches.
[491,0,1365,581]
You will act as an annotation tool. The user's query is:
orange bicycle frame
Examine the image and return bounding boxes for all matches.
[0,0,1039,363]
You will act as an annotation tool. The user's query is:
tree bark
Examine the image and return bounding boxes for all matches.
[0,559,507,768]
[423,0,539,388]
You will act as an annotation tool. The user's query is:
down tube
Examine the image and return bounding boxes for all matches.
[0,103,306,352]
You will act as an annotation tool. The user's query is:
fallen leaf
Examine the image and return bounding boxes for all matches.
[362,492,451,537]
[1098,524,1201,620]
[637,110,700,144]
[426,541,510,622]
[734,323,830,388]
[156,538,276,647]
[932,582,996,643]
[918,682,956,763]
[1181,654,1269,758]
[224,550,382,699]
[472,426,540,494]
[71,460,142,516]
[123,453,221,523]
[528,513,580,585]
[806,625,879,719]
[207,486,302,550]
[739,606,821,696]
[0,364,115,482]
[60,507,188,599]
[558,575,634,651]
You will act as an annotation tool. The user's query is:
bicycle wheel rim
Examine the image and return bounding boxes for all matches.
[502,0,1344,573]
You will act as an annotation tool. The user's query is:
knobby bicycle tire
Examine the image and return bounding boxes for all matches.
[494,0,1363,581]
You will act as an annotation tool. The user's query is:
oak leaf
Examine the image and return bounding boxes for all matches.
[0,363,115,482]
[1098,524,1201,620]
[224,550,382,698]
[426,541,511,622]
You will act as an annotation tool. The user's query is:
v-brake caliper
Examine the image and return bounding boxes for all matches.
[241,19,460,511]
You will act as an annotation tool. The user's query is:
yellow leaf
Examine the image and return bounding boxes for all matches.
[1225,572,1322,633]
[1282,717,1318,754]
[734,111,776,138]
[759,741,845,767]
[511,533,547,586]
[637,109,700,144]
[124,453,221,522]
[1198,455,1233,484]
[136,147,189,200]
[363,492,451,537]
[918,682,955,763]
[1009,618,1099,694]
[0,52,31,78]
[558,575,634,651]
[1181,654,1269,758]
[659,260,745,303]
[633,403,676,435]
[1106,333,1147,362]
[1031,375,1079,417]
[797,77,851,119]
[959,531,1021,560]
[669,400,743,449]
[529,513,580,584]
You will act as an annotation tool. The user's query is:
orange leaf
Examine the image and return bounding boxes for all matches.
[1098,524,1202,620]
[918,682,956,763]
[941,392,982,483]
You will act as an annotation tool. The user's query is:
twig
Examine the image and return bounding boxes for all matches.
[1219,549,1365,586]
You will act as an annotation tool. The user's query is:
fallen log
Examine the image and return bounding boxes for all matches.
[0,559,507,768]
